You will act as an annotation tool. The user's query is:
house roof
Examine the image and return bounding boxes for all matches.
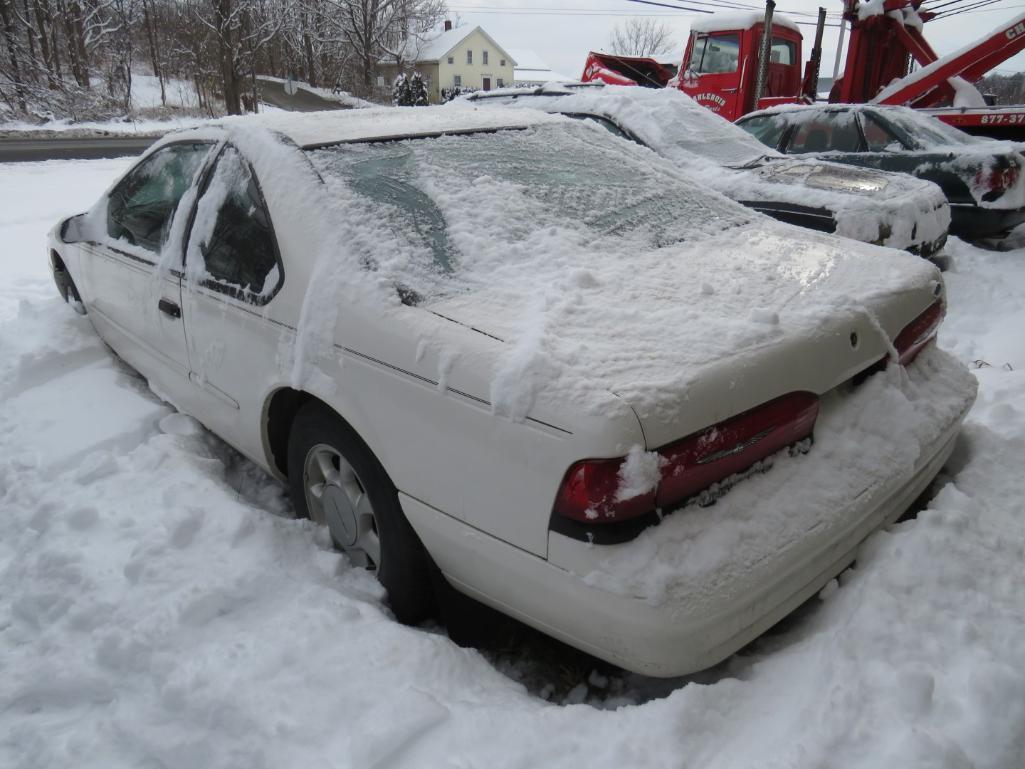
[507,49,577,84]
[412,25,517,65]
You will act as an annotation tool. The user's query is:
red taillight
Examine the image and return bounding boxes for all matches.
[656,392,819,510]
[894,300,944,366]
[553,458,657,524]
[976,161,1020,199]
[553,392,820,526]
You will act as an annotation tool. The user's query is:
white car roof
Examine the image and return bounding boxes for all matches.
[205,104,566,148]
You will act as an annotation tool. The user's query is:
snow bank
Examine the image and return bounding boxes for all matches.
[4,160,1025,769]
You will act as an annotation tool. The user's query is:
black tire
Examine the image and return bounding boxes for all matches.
[53,261,86,314]
[287,401,436,623]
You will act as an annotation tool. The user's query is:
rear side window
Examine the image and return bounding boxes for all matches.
[187,146,281,302]
[860,113,904,152]
[738,115,788,150]
[689,34,740,74]
[107,142,211,253]
[788,112,862,153]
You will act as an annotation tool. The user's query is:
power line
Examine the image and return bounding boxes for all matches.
[451,0,841,18]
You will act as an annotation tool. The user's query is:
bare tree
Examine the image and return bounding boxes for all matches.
[607,17,674,57]
[319,0,444,98]
[0,0,449,120]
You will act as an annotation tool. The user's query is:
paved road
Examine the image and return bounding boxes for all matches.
[0,79,345,163]
[257,77,351,112]
[0,136,156,163]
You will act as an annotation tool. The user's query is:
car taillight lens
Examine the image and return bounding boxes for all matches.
[553,392,820,525]
[553,459,657,523]
[894,299,944,366]
[977,160,1020,200]
[656,392,819,509]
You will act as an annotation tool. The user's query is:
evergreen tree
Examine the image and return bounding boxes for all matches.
[392,72,412,106]
[410,71,429,106]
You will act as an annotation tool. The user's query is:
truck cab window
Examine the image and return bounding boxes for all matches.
[690,34,740,75]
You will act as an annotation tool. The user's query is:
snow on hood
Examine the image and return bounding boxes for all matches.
[475,87,949,249]
[305,119,942,437]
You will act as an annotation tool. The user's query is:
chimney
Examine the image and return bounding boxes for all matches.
[444,19,452,31]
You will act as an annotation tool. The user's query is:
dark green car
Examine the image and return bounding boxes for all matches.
[737,104,1025,239]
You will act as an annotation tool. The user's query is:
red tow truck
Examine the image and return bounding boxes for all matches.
[580,1,1025,139]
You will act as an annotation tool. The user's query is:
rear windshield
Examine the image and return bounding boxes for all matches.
[306,122,751,301]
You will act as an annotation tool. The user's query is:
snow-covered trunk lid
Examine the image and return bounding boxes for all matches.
[428,225,944,447]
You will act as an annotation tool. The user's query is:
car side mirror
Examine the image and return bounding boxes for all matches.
[60,213,89,243]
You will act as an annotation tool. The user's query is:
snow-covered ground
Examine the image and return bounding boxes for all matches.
[0,76,214,135]
[2,158,1024,768]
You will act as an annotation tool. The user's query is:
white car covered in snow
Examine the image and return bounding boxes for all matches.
[47,106,977,676]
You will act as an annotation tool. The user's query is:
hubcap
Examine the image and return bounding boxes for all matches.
[303,444,381,569]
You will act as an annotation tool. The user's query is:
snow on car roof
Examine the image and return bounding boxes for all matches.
[469,84,777,166]
[205,105,565,148]
[689,11,801,34]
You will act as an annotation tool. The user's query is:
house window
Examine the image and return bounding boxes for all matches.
[447,56,453,64]
[466,49,472,64]
[454,75,462,87]
[497,78,504,88]
[483,50,489,65]
[500,59,506,67]
[376,76,384,86]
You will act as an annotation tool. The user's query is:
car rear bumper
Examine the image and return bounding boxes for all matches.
[402,348,977,677]
[544,414,963,676]
[950,203,1025,239]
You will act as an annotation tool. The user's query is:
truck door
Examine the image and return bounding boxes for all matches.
[679,32,743,120]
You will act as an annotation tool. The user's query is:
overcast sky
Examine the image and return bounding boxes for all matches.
[446,0,1025,83]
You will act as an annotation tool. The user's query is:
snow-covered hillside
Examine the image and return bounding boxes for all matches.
[1,158,1024,768]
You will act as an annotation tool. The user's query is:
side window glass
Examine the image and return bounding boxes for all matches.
[861,113,903,151]
[188,147,280,301]
[738,116,787,149]
[569,113,636,143]
[107,143,211,253]
[789,113,862,153]
[769,39,795,65]
[691,34,740,74]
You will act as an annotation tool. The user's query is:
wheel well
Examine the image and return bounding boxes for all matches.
[51,250,67,273]
[264,387,315,478]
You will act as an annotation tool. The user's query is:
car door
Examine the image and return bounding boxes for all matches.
[179,144,285,462]
[682,33,744,120]
[77,141,215,399]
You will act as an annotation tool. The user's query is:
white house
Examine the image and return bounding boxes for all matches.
[379,22,517,103]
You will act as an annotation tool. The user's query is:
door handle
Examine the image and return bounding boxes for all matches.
[158,298,181,319]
